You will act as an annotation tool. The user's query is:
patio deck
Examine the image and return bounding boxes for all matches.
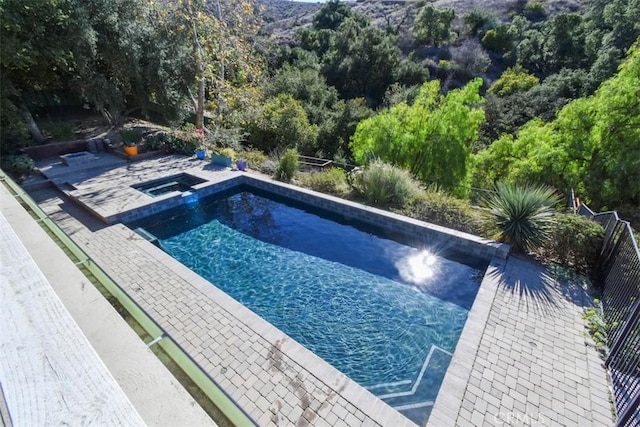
[6,151,615,426]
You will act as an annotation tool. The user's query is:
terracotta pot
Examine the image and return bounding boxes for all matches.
[123,145,138,156]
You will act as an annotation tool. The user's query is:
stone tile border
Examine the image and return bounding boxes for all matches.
[427,257,505,426]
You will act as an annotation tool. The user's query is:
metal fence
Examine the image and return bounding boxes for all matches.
[297,155,358,172]
[578,203,640,427]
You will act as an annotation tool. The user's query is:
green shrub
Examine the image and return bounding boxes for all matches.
[583,299,608,353]
[42,122,76,141]
[166,130,200,155]
[350,160,420,208]
[238,149,267,170]
[215,147,236,160]
[523,1,547,20]
[482,182,560,253]
[481,25,514,53]
[120,128,141,146]
[401,189,483,235]
[1,154,35,181]
[143,132,168,151]
[275,148,299,182]
[536,213,604,276]
[298,168,350,197]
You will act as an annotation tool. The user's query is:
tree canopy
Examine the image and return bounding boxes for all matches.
[351,79,484,190]
[473,41,640,211]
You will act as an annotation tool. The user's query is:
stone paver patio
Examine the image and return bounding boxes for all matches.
[429,257,614,426]
[15,152,614,426]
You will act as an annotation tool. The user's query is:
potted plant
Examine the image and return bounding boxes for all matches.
[236,158,248,171]
[194,128,207,159]
[120,128,140,156]
[211,147,235,167]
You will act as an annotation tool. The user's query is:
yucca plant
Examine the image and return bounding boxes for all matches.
[482,182,560,253]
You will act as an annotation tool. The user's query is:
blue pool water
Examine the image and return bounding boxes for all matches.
[129,188,485,425]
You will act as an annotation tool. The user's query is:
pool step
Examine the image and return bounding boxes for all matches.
[133,227,159,246]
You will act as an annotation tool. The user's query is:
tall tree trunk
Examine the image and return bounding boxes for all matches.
[196,72,205,129]
[190,17,205,130]
[22,107,44,144]
[7,78,44,143]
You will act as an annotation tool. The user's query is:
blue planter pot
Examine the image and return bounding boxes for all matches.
[195,149,206,160]
[211,154,233,167]
[236,160,247,171]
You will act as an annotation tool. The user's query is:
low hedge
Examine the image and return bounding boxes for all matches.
[536,213,604,277]
[400,189,484,235]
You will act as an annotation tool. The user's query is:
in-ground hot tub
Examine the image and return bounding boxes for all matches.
[59,151,96,166]
[132,173,207,197]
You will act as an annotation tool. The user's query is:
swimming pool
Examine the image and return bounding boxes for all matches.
[128,186,486,425]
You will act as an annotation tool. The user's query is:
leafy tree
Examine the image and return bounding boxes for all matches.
[449,39,491,77]
[488,65,539,96]
[463,9,496,37]
[541,13,587,74]
[298,28,335,58]
[585,41,640,208]
[312,0,355,31]
[478,68,588,148]
[516,29,545,74]
[268,65,338,125]
[157,0,264,130]
[318,97,372,160]
[414,5,455,47]
[482,25,515,53]
[350,79,484,190]
[247,94,318,154]
[71,0,161,125]
[323,19,423,106]
[1,0,79,144]
[267,63,372,160]
[474,42,640,211]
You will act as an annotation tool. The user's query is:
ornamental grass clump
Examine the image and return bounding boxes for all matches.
[351,160,420,208]
[482,182,560,253]
[275,148,299,182]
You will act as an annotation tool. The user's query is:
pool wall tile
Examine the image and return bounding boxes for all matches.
[237,175,507,262]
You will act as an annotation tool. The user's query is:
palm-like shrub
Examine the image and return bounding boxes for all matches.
[483,183,560,253]
[350,160,421,208]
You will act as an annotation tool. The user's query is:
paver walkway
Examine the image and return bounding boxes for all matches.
[20,153,615,426]
[0,182,214,427]
[429,257,614,426]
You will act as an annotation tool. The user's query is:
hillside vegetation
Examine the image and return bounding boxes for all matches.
[1,0,638,222]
